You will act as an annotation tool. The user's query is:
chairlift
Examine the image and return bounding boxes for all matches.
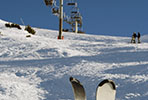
[52,7,59,15]
[44,0,54,6]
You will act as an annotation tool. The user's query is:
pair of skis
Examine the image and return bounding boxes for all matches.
[70,77,116,100]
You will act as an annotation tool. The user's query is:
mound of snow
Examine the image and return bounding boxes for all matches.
[0,72,45,100]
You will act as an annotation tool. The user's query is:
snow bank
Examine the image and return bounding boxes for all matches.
[0,71,45,100]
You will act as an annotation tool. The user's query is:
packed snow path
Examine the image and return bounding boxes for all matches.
[0,19,148,100]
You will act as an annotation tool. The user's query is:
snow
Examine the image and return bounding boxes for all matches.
[0,19,148,100]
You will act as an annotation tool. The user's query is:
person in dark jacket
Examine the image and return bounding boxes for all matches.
[131,32,137,43]
[137,32,141,43]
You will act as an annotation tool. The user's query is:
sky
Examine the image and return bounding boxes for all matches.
[0,0,148,36]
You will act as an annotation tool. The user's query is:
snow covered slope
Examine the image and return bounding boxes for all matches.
[0,19,148,100]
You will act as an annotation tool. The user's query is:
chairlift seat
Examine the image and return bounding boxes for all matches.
[44,0,54,6]
[74,16,81,19]
[67,3,76,5]
[71,11,78,14]
[52,7,59,14]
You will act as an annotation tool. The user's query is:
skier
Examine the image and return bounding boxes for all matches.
[137,32,141,43]
[131,32,137,43]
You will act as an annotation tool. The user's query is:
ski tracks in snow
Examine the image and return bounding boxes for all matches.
[0,19,148,100]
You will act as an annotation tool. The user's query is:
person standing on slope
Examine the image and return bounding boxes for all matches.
[137,32,141,43]
[131,32,137,43]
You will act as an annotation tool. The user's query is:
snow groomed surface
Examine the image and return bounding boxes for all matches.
[0,19,148,100]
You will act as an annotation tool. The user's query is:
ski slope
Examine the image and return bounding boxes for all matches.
[0,19,148,100]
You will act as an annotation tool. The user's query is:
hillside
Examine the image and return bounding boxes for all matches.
[0,19,148,100]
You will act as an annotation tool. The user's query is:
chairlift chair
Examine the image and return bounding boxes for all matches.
[74,16,81,19]
[75,13,82,19]
[52,7,59,15]
[71,7,79,13]
[71,11,78,14]
[68,2,77,6]
[71,14,81,20]
[44,0,54,6]
[67,0,77,6]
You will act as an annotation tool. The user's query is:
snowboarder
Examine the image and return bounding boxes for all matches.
[131,32,137,43]
[137,32,141,43]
